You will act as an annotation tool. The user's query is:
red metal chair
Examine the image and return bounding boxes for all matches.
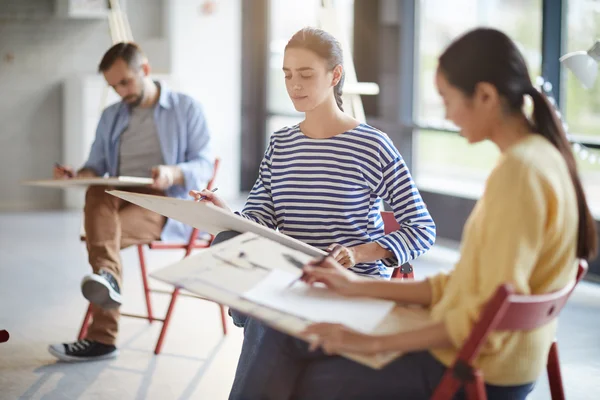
[381,211,415,280]
[0,330,8,344]
[431,260,588,400]
[78,158,227,354]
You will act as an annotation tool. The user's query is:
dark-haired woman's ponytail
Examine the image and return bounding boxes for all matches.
[527,86,598,260]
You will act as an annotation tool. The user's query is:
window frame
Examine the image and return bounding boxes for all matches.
[240,0,600,278]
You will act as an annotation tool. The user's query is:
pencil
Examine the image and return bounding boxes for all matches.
[286,252,330,289]
[195,187,218,202]
[54,162,74,178]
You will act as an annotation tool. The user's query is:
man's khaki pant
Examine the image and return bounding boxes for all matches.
[83,185,166,345]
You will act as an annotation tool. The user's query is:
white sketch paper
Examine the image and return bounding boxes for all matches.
[149,232,433,369]
[242,269,396,334]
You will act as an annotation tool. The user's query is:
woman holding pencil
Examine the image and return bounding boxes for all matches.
[212,28,596,399]
[190,27,436,397]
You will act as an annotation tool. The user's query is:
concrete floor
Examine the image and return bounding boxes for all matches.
[1,211,599,399]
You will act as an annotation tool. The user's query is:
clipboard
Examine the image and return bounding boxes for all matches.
[150,232,434,369]
[106,190,326,257]
[22,176,154,188]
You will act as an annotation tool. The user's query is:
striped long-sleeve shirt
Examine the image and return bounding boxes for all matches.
[240,123,436,278]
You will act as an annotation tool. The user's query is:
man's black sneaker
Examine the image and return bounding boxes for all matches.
[48,339,119,362]
[81,270,122,309]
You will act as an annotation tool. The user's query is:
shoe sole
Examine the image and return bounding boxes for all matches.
[48,345,119,362]
[81,275,122,309]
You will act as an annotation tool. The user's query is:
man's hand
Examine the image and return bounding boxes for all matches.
[53,165,96,179]
[53,164,75,179]
[76,169,97,178]
[151,165,177,190]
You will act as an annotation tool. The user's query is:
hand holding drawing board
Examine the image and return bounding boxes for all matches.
[106,190,326,257]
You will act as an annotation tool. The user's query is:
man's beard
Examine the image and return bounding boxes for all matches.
[124,88,144,108]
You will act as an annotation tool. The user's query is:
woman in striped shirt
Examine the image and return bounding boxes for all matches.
[191,27,435,397]
[193,27,435,278]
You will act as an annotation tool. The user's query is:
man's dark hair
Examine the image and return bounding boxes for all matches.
[98,42,146,72]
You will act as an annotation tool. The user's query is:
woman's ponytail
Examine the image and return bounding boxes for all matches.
[527,87,597,260]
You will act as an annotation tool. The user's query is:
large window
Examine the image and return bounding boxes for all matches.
[564,0,600,139]
[266,0,354,145]
[414,0,543,197]
[564,0,600,215]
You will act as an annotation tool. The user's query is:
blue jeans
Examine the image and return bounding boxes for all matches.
[229,308,249,328]
[229,318,534,400]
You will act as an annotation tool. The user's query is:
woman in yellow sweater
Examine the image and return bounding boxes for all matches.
[295,28,599,399]
[228,28,598,399]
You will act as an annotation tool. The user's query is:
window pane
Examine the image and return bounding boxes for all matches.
[268,0,320,116]
[564,0,600,216]
[564,0,600,138]
[578,155,600,217]
[416,130,500,198]
[415,0,542,195]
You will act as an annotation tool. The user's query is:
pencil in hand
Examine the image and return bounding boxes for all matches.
[194,187,218,202]
[286,252,331,289]
[54,163,74,178]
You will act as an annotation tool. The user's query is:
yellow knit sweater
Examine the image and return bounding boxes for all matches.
[427,134,579,385]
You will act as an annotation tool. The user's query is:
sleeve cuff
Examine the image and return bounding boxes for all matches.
[80,164,104,177]
[177,162,195,191]
[427,272,451,307]
[375,235,403,267]
[177,161,213,192]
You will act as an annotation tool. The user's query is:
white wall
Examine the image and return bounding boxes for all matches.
[0,2,112,211]
[167,0,242,202]
[0,0,242,211]
[0,0,172,211]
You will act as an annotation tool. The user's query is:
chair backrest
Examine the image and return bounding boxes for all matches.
[206,157,220,191]
[381,211,400,235]
[187,157,221,249]
[381,211,412,279]
[457,260,588,365]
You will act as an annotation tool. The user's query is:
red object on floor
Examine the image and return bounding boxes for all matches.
[78,158,227,354]
[0,330,9,343]
[431,260,587,400]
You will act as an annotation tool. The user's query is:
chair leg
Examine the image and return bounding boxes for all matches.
[219,305,228,335]
[466,371,487,400]
[137,244,154,323]
[431,372,463,400]
[401,271,415,279]
[154,287,180,355]
[401,263,415,280]
[547,341,566,400]
[78,304,93,340]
